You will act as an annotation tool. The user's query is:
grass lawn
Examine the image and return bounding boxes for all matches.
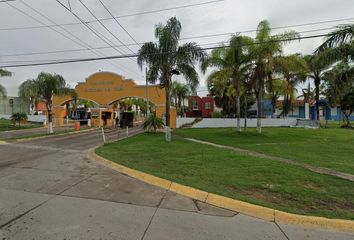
[0,119,42,132]
[174,127,354,175]
[96,133,354,220]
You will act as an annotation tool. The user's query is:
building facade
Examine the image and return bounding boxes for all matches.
[186,96,214,118]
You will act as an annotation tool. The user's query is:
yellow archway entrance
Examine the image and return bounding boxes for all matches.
[52,72,176,128]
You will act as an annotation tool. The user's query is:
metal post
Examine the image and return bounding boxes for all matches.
[126,126,129,137]
[101,127,106,143]
[145,67,150,117]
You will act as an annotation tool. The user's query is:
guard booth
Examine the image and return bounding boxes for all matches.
[90,108,114,128]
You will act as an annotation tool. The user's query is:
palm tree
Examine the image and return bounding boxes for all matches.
[323,62,354,127]
[137,17,206,141]
[249,20,298,133]
[202,36,253,132]
[171,81,190,116]
[11,112,28,128]
[273,54,308,116]
[0,68,11,98]
[34,72,72,134]
[18,79,39,114]
[206,69,233,115]
[304,55,328,121]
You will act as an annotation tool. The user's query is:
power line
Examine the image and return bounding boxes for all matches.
[0,33,331,68]
[54,0,142,77]
[11,0,142,79]
[0,26,336,58]
[0,0,225,31]
[78,0,135,55]
[98,0,140,47]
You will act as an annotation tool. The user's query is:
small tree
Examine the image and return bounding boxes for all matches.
[11,112,28,128]
[143,113,165,133]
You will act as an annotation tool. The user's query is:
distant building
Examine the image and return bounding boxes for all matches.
[186,96,214,118]
[0,96,30,115]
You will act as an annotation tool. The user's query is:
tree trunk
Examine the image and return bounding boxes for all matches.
[315,76,320,121]
[236,77,241,133]
[243,94,247,130]
[48,109,54,134]
[256,87,263,134]
[236,96,241,132]
[165,78,171,142]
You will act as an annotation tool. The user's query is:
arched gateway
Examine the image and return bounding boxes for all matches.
[52,72,176,128]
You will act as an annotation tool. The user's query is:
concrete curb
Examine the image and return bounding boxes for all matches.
[14,128,96,142]
[88,148,354,232]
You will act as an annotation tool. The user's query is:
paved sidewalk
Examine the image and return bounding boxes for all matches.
[0,129,353,239]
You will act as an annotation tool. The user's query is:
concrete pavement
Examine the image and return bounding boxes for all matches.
[0,128,353,239]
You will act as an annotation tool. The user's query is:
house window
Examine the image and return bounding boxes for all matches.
[193,101,198,110]
[205,102,211,110]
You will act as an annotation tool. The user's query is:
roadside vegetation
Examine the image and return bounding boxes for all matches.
[0,118,41,132]
[96,133,354,220]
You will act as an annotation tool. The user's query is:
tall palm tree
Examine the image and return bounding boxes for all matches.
[249,20,298,133]
[202,36,253,132]
[171,81,190,116]
[274,54,308,116]
[0,68,11,98]
[18,79,39,114]
[137,17,205,141]
[34,72,72,133]
[303,55,328,121]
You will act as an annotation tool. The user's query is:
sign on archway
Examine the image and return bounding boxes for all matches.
[53,72,176,127]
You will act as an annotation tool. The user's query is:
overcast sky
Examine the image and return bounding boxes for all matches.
[1,0,354,97]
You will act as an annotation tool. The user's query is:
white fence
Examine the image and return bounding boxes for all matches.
[0,114,46,123]
[176,117,298,128]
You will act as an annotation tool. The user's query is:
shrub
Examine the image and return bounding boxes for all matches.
[143,113,165,133]
[11,112,28,128]
[211,111,223,118]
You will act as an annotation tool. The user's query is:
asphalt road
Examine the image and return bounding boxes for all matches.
[0,128,353,240]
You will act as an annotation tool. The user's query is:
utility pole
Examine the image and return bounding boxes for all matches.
[145,67,150,117]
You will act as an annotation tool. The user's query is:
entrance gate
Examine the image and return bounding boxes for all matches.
[52,72,176,128]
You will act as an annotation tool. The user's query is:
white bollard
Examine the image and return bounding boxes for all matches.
[126,126,129,137]
[101,127,106,144]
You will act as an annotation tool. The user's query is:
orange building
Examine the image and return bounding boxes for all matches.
[52,72,176,128]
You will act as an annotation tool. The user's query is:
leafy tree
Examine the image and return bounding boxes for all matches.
[143,113,165,133]
[171,81,190,116]
[303,55,328,120]
[249,20,298,133]
[18,79,39,114]
[137,17,206,141]
[273,54,308,116]
[202,36,253,132]
[34,72,72,133]
[0,68,11,98]
[0,84,6,98]
[323,62,354,127]
[11,112,28,128]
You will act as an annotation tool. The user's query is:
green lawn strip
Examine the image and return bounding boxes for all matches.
[174,127,354,175]
[4,129,76,142]
[96,133,354,220]
[0,119,42,132]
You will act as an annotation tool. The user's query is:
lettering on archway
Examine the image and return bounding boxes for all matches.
[52,72,176,128]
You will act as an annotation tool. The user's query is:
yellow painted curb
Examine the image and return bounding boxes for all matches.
[274,210,354,232]
[88,147,354,233]
[170,182,208,202]
[206,193,274,221]
[89,148,172,190]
